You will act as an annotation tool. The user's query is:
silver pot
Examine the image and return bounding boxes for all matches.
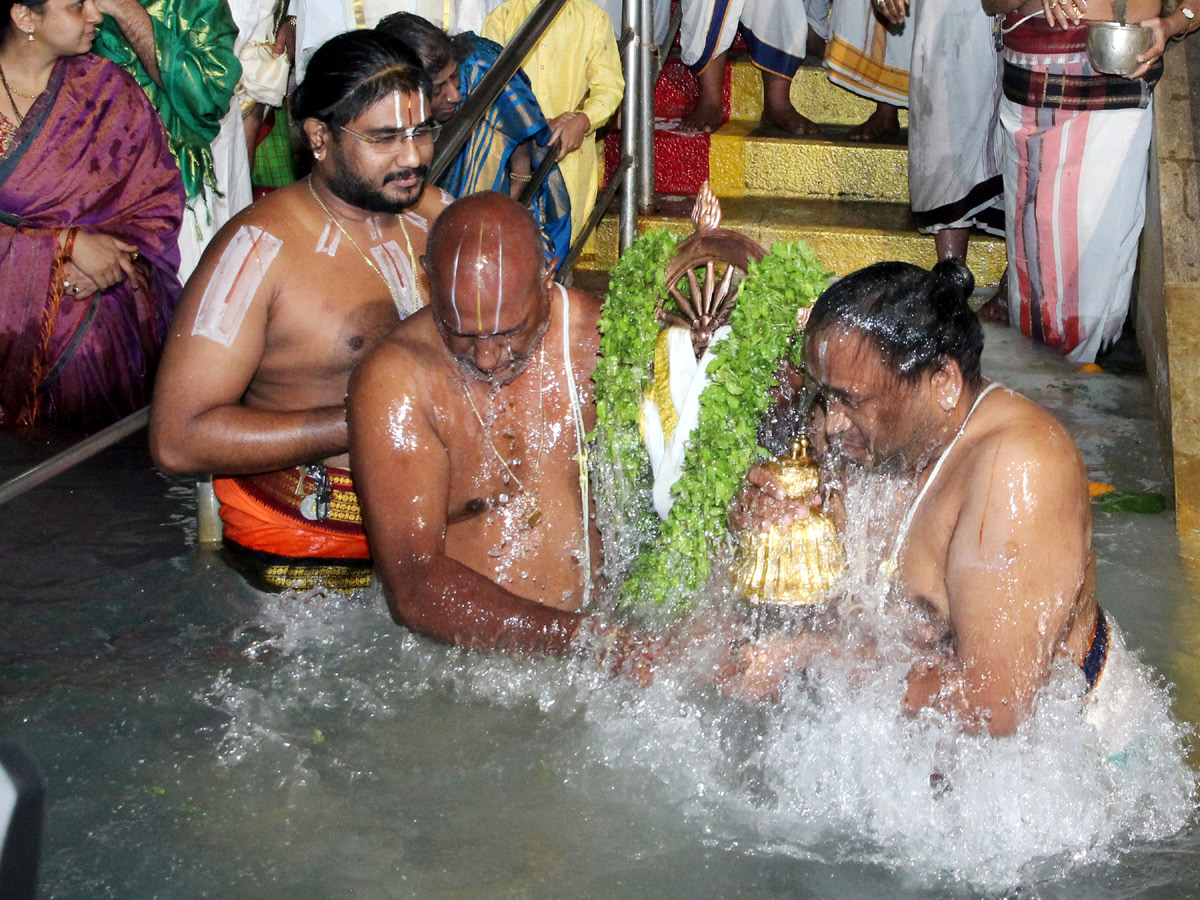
[1087,21,1152,76]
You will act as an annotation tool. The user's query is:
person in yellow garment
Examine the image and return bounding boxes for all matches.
[483,0,623,245]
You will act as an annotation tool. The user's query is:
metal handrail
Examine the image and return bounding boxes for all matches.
[658,7,682,81]
[428,0,569,184]
[560,154,632,276]
[0,407,150,507]
[618,9,643,252]
[560,5,644,279]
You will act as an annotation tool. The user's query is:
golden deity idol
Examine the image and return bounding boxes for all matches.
[731,437,845,606]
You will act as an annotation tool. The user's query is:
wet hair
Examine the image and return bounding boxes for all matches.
[806,258,984,388]
[291,30,432,144]
[375,12,470,74]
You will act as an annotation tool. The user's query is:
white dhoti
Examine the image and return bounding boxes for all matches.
[178,0,258,283]
[806,0,832,41]
[680,0,808,78]
[999,21,1156,364]
[907,0,1002,234]
[824,0,911,106]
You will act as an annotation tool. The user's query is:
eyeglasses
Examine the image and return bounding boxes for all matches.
[339,122,441,151]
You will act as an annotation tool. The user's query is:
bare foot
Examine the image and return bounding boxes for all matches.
[976,271,1010,324]
[762,71,820,136]
[846,102,900,142]
[762,104,821,136]
[681,93,725,132]
[680,52,727,133]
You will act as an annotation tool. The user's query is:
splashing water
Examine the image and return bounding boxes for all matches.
[205,526,1195,895]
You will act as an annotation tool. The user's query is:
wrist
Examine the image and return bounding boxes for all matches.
[59,226,78,262]
[1172,4,1196,39]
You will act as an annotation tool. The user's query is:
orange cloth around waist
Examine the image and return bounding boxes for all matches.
[213,466,370,560]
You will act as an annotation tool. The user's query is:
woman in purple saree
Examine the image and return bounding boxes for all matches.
[0,0,184,428]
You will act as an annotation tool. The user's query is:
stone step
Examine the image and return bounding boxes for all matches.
[655,56,909,129]
[709,120,909,202]
[575,196,1006,287]
[605,119,909,201]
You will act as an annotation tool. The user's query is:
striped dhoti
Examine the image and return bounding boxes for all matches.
[1000,17,1159,363]
[824,0,911,106]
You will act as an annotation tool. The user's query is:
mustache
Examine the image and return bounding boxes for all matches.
[383,166,428,185]
[453,351,533,383]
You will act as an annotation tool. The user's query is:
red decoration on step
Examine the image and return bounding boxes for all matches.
[601,127,712,196]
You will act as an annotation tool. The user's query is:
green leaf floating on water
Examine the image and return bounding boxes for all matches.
[1095,491,1168,515]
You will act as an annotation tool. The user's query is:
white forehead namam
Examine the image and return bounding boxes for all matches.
[445,221,503,334]
[391,89,424,129]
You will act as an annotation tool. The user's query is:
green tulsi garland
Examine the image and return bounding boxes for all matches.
[592,232,829,621]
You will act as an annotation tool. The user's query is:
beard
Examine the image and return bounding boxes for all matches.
[453,351,535,386]
[446,317,552,387]
[325,154,428,215]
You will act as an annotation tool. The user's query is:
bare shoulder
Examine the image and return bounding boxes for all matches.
[189,183,310,275]
[224,182,310,241]
[407,186,455,229]
[565,285,603,349]
[967,385,1088,499]
[351,308,444,396]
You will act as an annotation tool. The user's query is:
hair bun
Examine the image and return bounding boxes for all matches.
[931,258,974,304]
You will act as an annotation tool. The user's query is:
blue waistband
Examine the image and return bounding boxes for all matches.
[1081,608,1108,693]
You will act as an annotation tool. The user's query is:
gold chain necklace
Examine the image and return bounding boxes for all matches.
[456,343,547,527]
[308,176,419,306]
[0,61,28,124]
[0,56,38,98]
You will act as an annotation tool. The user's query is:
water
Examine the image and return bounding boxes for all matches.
[3,323,1200,899]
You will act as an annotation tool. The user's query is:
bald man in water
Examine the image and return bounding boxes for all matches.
[347,191,601,652]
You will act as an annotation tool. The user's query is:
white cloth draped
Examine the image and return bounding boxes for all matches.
[640,324,731,519]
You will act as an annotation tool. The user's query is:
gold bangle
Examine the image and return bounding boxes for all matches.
[510,172,532,182]
[60,226,77,262]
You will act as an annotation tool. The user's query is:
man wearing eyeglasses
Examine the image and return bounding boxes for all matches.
[150,31,454,592]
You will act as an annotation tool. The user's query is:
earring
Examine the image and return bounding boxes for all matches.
[27,29,34,41]
[313,149,321,160]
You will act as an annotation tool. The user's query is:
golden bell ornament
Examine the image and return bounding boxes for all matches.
[730,437,845,606]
